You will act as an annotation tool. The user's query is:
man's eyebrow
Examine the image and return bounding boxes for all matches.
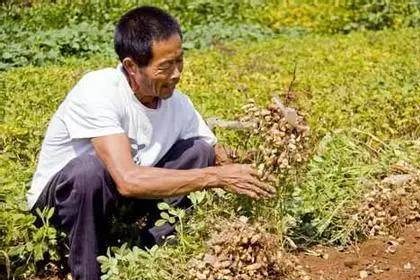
[159,52,184,65]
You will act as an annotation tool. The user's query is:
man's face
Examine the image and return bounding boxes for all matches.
[134,34,184,100]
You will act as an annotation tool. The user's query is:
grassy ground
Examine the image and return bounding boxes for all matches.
[1,27,420,278]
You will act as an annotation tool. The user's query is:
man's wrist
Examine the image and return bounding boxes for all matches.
[201,166,223,189]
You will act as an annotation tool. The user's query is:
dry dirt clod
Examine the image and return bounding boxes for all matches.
[359,270,369,279]
[344,259,359,268]
[203,254,218,267]
[381,174,413,187]
[386,244,397,254]
[403,262,412,272]
[372,266,384,274]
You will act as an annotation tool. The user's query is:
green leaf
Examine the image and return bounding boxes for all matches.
[160,212,170,220]
[155,219,166,227]
[47,207,55,219]
[168,208,177,215]
[157,202,170,210]
[97,255,108,263]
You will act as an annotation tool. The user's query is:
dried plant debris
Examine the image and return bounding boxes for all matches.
[237,97,310,181]
[353,161,420,237]
[188,217,310,280]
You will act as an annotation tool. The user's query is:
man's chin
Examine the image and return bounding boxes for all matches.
[159,88,175,100]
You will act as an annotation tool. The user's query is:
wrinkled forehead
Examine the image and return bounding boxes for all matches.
[151,34,183,64]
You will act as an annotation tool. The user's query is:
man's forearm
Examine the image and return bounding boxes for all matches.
[120,166,221,199]
[91,134,274,200]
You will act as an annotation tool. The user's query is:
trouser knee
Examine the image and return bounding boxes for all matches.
[58,154,113,196]
[52,154,118,231]
[189,138,216,167]
[156,137,215,169]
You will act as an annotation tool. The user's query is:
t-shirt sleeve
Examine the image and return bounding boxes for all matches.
[61,76,124,139]
[180,95,217,146]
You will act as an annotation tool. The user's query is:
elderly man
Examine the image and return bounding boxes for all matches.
[27,6,275,280]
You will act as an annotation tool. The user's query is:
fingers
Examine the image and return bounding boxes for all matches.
[232,181,274,199]
[243,167,276,195]
[242,183,273,198]
[260,181,277,195]
[243,164,259,177]
[247,176,275,194]
[226,184,263,199]
[220,164,277,199]
[242,165,277,195]
[236,188,260,199]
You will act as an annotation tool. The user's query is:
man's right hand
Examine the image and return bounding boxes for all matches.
[216,164,276,199]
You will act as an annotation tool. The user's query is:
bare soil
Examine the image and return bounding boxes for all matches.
[299,222,420,280]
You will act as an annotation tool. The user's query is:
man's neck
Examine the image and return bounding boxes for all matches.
[123,68,159,109]
[136,94,159,109]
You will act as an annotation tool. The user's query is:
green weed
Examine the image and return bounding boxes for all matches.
[3,0,420,70]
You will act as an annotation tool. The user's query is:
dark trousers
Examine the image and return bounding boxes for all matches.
[32,138,215,280]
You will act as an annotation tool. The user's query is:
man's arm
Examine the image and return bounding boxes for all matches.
[91,134,275,199]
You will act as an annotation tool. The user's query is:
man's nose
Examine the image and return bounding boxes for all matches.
[170,65,181,81]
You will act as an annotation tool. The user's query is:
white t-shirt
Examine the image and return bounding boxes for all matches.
[27,64,217,209]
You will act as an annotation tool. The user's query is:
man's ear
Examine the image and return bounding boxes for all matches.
[122,57,138,76]
[122,57,141,92]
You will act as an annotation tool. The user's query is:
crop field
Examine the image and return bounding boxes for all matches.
[1,1,420,279]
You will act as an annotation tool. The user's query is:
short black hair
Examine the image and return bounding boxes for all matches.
[114,6,182,67]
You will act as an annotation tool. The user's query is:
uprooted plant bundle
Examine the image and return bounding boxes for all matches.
[227,96,311,181]
[352,161,420,237]
[185,97,313,279]
[187,217,309,280]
